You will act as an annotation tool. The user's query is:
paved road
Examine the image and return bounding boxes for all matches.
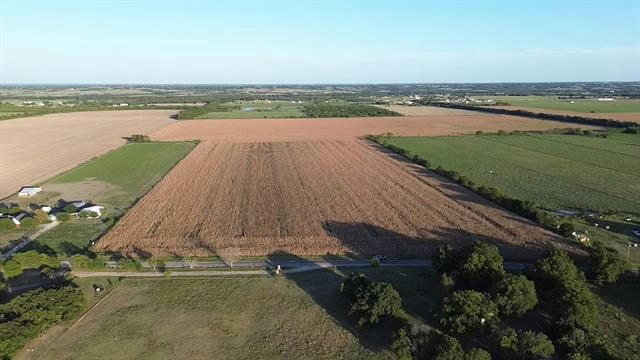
[74,259,533,277]
[0,220,59,261]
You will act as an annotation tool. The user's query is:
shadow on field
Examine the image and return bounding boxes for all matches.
[266,251,406,353]
[322,220,546,263]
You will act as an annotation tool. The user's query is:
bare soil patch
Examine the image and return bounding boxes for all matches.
[0,110,176,199]
[96,140,569,261]
[151,115,602,142]
[488,106,640,123]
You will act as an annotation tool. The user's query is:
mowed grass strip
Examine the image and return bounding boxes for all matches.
[384,133,640,213]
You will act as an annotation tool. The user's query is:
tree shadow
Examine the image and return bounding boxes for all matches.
[266,250,407,353]
[595,283,640,321]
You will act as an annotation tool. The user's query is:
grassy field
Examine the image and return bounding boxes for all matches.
[384,133,640,213]
[19,268,640,360]
[23,142,196,256]
[478,96,640,113]
[382,133,640,264]
[196,101,305,119]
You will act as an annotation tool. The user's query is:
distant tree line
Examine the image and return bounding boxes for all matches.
[177,103,241,120]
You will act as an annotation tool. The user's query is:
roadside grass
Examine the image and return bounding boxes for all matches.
[18,142,196,257]
[19,268,640,360]
[480,96,640,113]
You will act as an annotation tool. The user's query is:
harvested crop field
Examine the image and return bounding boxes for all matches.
[97,140,570,261]
[488,106,640,123]
[151,115,603,142]
[0,110,176,200]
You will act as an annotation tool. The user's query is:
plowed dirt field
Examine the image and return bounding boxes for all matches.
[97,140,567,260]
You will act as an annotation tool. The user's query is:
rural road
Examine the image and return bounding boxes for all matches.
[73,259,533,277]
[0,221,59,261]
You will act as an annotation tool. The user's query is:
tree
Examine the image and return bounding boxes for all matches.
[519,331,555,360]
[411,328,464,360]
[350,282,405,325]
[589,242,629,286]
[340,272,371,302]
[390,328,413,360]
[33,209,50,223]
[441,290,498,334]
[64,204,77,213]
[456,242,506,290]
[56,212,71,222]
[465,348,492,360]
[531,248,580,290]
[496,328,555,360]
[493,274,537,317]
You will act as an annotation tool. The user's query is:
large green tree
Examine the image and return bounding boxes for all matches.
[441,290,498,334]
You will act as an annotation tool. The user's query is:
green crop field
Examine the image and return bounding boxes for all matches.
[384,133,640,214]
[26,142,196,256]
[481,96,640,113]
[383,133,640,264]
[196,101,305,119]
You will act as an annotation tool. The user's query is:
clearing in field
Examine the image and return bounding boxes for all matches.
[195,101,305,119]
[0,110,176,200]
[151,114,603,142]
[96,140,564,260]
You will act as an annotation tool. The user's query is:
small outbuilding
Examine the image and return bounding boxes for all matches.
[18,186,42,197]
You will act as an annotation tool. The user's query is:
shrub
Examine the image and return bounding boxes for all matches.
[64,204,77,213]
[440,273,456,293]
[441,290,498,334]
[56,212,71,222]
[559,222,576,237]
[349,282,405,325]
[2,250,59,278]
[588,242,629,286]
[433,244,455,274]
[493,274,538,317]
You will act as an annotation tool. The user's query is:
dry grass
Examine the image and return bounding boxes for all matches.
[96,140,570,261]
[151,115,603,142]
[0,110,176,200]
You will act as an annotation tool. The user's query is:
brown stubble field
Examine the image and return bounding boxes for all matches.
[96,140,570,261]
[0,110,176,200]
[150,113,603,142]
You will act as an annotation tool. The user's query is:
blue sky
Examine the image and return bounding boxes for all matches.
[1,0,639,83]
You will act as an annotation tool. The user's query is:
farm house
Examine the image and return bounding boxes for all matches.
[18,186,41,197]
